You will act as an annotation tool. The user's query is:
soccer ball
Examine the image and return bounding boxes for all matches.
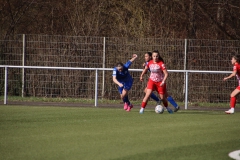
[155,105,164,114]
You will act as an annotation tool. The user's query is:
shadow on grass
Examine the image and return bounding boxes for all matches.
[134,110,228,115]
[112,139,238,160]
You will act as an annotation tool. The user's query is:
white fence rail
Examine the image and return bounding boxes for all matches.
[0,65,232,109]
[1,35,240,104]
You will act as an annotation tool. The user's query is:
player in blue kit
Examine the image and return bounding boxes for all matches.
[112,54,138,112]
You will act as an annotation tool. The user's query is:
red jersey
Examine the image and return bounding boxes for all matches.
[147,60,166,82]
[233,63,240,86]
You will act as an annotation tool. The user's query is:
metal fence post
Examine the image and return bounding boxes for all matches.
[4,67,8,104]
[22,34,26,97]
[184,39,188,70]
[184,39,188,109]
[95,69,98,107]
[102,37,106,99]
[184,71,189,110]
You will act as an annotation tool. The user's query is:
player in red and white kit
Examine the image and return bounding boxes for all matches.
[143,52,180,112]
[223,54,240,114]
[139,50,173,114]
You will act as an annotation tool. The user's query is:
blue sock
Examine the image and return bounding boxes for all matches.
[167,96,178,108]
[123,95,130,105]
[150,93,160,102]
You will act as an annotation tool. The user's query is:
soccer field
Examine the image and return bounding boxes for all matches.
[0,105,239,160]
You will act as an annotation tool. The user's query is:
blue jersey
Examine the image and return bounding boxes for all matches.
[112,60,132,82]
[145,61,151,72]
[113,60,133,93]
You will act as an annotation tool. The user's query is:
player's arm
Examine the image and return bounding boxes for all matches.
[223,70,237,81]
[113,76,123,87]
[160,69,168,86]
[124,54,138,68]
[129,54,138,62]
[140,66,149,81]
[142,63,148,74]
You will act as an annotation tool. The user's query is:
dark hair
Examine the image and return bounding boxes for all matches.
[233,55,240,63]
[152,50,164,62]
[116,62,124,67]
[145,52,152,57]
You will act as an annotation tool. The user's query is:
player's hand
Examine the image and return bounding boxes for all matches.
[160,81,165,86]
[132,54,138,58]
[118,83,123,87]
[140,76,143,81]
[223,77,228,81]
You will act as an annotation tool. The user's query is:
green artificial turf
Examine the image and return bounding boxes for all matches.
[0,105,239,160]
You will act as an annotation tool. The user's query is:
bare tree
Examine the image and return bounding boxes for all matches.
[0,0,35,39]
[196,1,238,40]
[0,0,239,39]
[188,0,197,39]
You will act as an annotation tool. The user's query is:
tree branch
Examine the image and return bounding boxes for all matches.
[196,1,237,40]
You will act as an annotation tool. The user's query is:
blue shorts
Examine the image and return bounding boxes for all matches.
[118,77,133,94]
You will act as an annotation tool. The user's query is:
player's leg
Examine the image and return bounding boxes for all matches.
[118,86,129,110]
[145,87,161,105]
[144,87,161,104]
[121,89,130,110]
[124,77,134,111]
[140,79,155,114]
[159,93,173,114]
[165,91,180,112]
[157,83,173,114]
[225,87,240,114]
[150,93,161,105]
[140,88,152,114]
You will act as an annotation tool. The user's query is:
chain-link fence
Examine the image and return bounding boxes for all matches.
[1,35,240,106]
